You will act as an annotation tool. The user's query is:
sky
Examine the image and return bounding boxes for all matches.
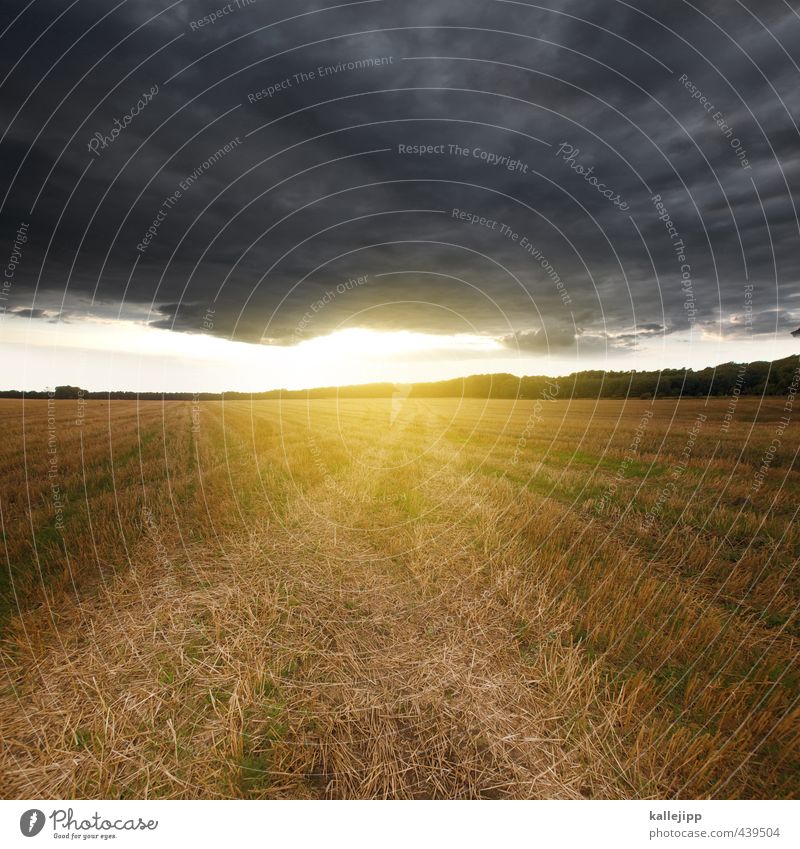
[0,0,799,392]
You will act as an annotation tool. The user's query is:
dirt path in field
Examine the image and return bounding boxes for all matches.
[0,406,629,798]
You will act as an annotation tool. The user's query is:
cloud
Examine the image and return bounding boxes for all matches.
[10,308,49,319]
[500,326,576,352]
[712,308,800,337]
[1,0,798,360]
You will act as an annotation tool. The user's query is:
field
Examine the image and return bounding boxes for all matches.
[0,395,797,799]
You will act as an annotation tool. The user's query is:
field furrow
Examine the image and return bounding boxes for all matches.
[0,398,797,798]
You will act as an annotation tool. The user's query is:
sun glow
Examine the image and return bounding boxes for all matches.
[296,327,504,360]
[2,317,508,392]
[4,314,797,393]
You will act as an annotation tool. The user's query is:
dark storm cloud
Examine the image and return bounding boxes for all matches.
[1,0,798,350]
[502,326,577,352]
[10,307,48,319]
[500,317,670,355]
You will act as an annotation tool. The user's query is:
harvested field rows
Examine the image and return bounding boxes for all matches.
[0,397,797,798]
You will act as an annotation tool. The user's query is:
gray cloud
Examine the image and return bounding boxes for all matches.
[10,308,49,319]
[501,326,577,352]
[1,0,799,353]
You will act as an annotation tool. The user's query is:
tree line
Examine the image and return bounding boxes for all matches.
[3,354,797,401]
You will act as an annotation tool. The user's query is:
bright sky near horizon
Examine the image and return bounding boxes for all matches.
[2,315,796,393]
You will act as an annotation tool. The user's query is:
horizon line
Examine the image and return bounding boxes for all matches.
[2,353,797,396]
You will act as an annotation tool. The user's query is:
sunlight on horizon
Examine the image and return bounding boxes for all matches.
[1,315,797,393]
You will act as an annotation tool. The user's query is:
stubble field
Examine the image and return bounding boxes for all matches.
[0,395,797,799]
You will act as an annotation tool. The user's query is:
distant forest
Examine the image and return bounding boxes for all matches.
[3,354,798,401]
